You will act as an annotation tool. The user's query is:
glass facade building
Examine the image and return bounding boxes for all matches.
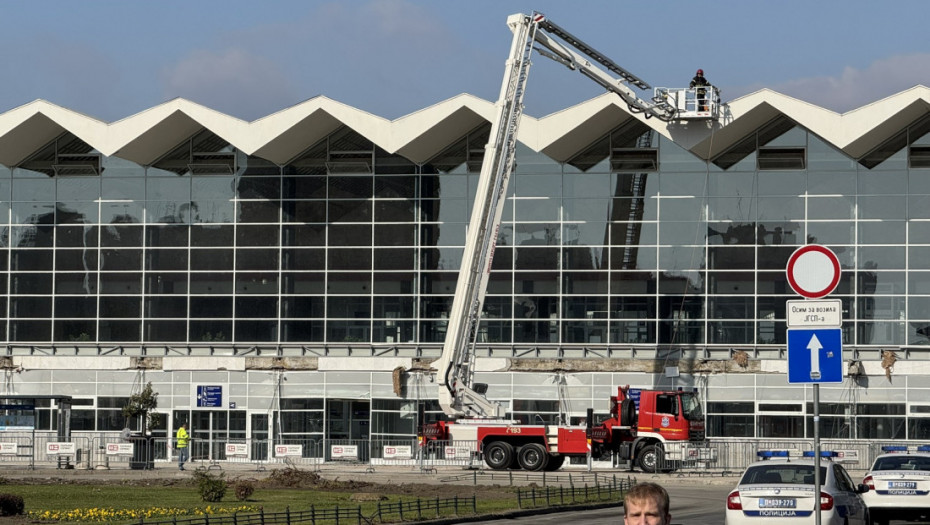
[2,94,930,448]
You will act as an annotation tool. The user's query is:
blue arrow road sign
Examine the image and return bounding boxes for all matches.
[787,328,843,383]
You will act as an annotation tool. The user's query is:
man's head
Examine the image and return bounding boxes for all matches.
[697,69,704,76]
[624,482,671,525]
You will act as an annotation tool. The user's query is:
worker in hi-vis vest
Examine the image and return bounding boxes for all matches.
[176,423,190,471]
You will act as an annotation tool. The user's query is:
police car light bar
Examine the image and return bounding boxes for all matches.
[881,445,930,453]
[757,449,840,460]
[803,450,838,458]
[757,450,790,458]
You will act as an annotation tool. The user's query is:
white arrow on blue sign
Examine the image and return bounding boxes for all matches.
[787,328,843,383]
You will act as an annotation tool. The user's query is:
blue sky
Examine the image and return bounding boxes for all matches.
[3,0,930,122]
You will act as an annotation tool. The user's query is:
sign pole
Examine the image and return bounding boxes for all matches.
[814,382,821,525]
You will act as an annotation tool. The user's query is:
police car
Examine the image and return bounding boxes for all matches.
[725,450,870,525]
[862,445,930,524]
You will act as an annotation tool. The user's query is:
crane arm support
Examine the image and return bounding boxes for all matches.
[532,24,675,121]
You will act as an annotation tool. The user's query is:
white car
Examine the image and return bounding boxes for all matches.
[862,446,930,524]
[725,451,870,524]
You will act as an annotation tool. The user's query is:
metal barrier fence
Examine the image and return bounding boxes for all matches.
[35,435,93,470]
[368,439,481,470]
[7,432,930,473]
[86,435,169,471]
[125,497,481,525]
[657,438,913,475]
[0,433,34,469]
[517,475,633,508]
[174,438,325,471]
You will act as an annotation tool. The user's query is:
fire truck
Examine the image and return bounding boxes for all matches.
[420,12,715,471]
[622,388,706,473]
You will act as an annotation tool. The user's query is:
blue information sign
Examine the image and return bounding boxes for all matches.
[196,385,222,407]
[787,328,843,383]
[628,388,641,410]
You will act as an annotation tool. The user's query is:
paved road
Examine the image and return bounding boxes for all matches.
[464,479,917,525]
[468,482,730,524]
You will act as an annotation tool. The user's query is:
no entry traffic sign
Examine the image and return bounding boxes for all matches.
[786,245,841,299]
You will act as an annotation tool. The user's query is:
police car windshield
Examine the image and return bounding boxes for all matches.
[873,455,930,471]
[741,464,826,485]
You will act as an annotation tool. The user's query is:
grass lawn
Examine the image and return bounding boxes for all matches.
[0,469,623,523]
[0,475,523,523]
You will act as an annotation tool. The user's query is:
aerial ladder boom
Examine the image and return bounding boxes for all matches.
[530,18,676,121]
[435,13,539,419]
[435,12,697,419]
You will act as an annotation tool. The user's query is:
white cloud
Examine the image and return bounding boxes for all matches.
[729,53,930,112]
[156,0,466,119]
[161,48,298,120]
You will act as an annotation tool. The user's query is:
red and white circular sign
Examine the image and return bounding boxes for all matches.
[786,245,841,298]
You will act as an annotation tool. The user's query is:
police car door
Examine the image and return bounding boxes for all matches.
[833,464,867,524]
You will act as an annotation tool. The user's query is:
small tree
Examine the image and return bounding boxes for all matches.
[122,382,160,435]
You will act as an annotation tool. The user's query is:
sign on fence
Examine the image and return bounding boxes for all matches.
[383,445,412,459]
[46,442,76,455]
[835,449,859,464]
[274,444,303,457]
[225,443,249,457]
[444,446,473,459]
[331,445,358,459]
[105,443,134,456]
[0,442,17,455]
[684,445,717,461]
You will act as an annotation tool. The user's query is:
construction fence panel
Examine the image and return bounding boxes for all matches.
[36,435,94,469]
[369,438,419,468]
[270,438,324,469]
[90,434,144,470]
[0,433,34,469]
[664,438,880,476]
[421,439,482,469]
[221,438,276,470]
[324,439,371,469]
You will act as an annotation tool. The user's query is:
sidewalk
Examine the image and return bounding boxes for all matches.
[0,461,741,488]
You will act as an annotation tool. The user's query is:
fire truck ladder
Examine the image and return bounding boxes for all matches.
[436,13,541,419]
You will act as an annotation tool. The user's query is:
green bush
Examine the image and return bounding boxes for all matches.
[0,493,25,516]
[234,480,255,501]
[194,471,227,502]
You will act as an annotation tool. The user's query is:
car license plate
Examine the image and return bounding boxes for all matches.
[888,481,917,489]
[759,498,796,508]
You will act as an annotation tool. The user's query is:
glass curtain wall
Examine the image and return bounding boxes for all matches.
[4,116,930,439]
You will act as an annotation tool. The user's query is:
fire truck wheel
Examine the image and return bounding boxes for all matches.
[517,443,549,471]
[637,444,662,473]
[484,441,514,470]
[544,454,564,471]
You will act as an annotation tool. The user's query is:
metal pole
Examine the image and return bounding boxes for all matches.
[813,383,821,525]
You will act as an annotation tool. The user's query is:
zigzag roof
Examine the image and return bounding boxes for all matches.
[1,86,929,168]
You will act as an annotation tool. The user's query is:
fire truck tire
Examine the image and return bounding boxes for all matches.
[484,441,514,470]
[544,454,565,471]
[517,443,549,471]
[620,398,636,427]
[637,444,663,473]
